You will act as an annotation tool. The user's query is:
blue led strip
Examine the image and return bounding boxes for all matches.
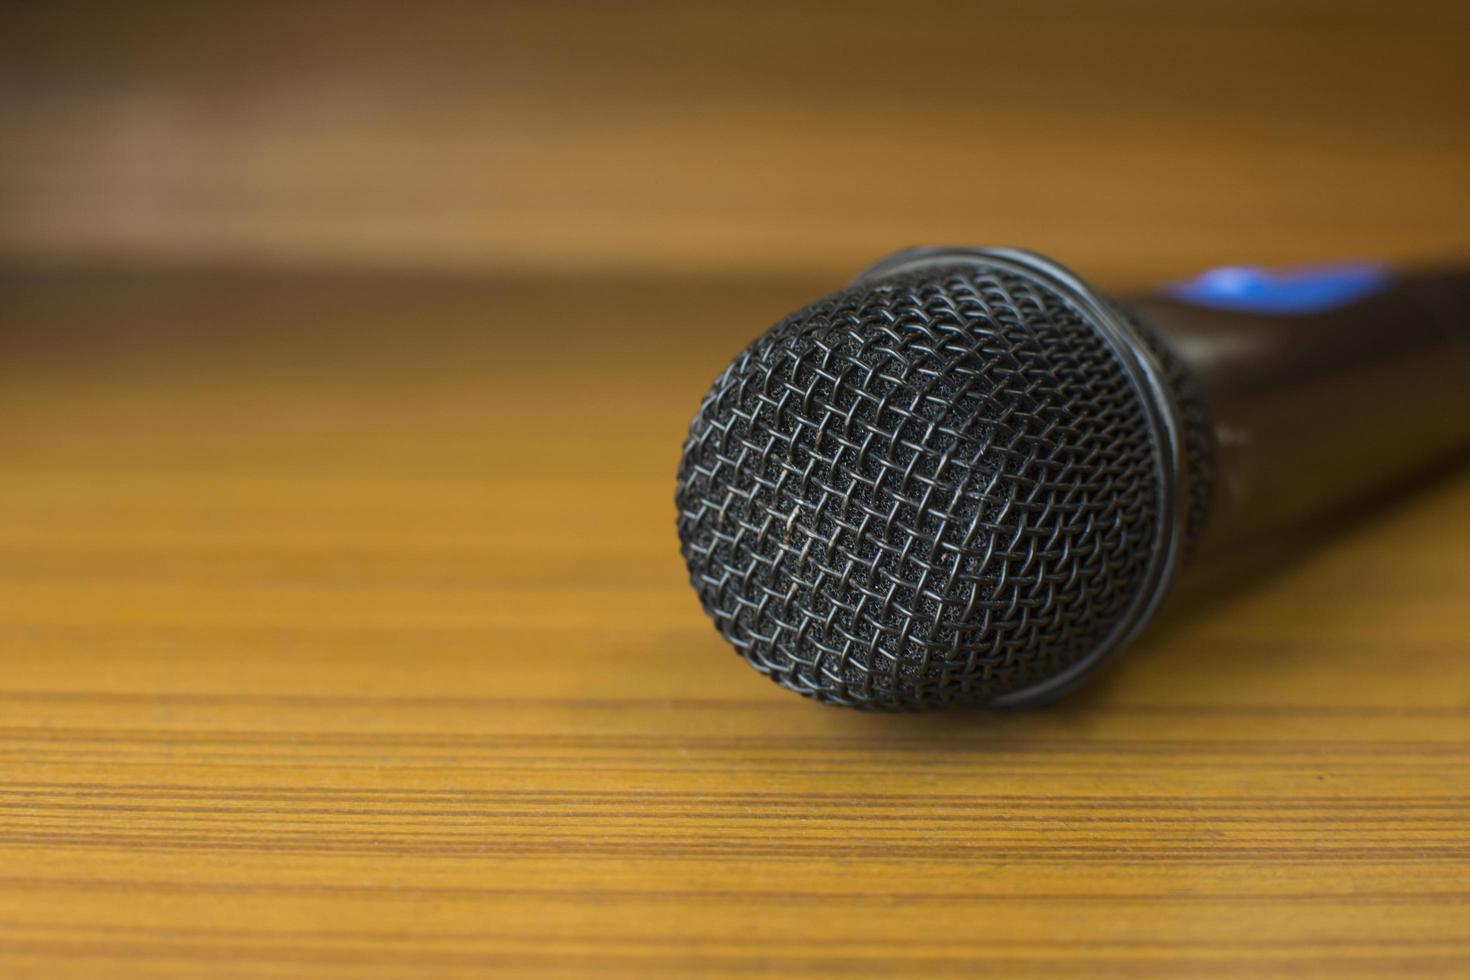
[1166,262,1391,315]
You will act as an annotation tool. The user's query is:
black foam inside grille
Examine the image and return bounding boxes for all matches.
[675,263,1166,709]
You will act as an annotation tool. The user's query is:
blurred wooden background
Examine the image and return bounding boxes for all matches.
[3,0,1469,281]
[2,2,1469,978]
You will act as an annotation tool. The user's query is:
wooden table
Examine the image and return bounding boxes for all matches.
[1,269,1467,978]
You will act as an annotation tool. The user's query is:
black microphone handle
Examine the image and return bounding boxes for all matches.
[1126,270,1470,560]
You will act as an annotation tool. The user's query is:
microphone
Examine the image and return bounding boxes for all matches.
[675,247,1470,710]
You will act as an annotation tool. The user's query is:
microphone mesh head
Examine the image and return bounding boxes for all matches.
[676,259,1174,709]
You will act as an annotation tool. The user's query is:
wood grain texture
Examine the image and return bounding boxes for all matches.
[3,1,1470,975]
[0,269,1468,979]
[3,0,1470,279]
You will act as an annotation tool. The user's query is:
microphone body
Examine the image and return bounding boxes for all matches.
[1127,270,1470,560]
[676,248,1470,710]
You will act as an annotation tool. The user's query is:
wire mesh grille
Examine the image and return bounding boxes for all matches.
[1121,306,1216,556]
[676,263,1168,709]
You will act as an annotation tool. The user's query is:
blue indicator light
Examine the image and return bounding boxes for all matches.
[1166,262,1391,315]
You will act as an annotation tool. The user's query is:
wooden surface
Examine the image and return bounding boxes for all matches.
[4,1,1470,976]
[1,269,1468,978]
[3,0,1470,279]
